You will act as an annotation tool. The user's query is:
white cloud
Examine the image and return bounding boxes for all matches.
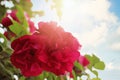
[110,42,120,51]
[61,0,118,25]
[106,62,120,70]
[116,26,120,35]
[106,62,114,70]
[107,26,120,51]
[73,23,108,47]
[61,0,118,48]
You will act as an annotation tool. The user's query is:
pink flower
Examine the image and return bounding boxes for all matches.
[10,35,44,77]
[78,55,89,67]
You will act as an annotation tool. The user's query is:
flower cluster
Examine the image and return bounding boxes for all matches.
[1,11,89,77]
[1,10,36,39]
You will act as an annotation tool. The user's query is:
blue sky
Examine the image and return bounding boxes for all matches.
[110,0,120,18]
[31,0,120,80]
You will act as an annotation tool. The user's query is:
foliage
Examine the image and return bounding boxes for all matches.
[0,0,105,80]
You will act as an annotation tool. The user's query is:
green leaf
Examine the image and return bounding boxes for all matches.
[0,62,14,80]
[85,54,100,65]
[4,47,12,54]
[9,20,28,37]
[16,5,25,22]
[23,18,28,29]
[43,71,49,78]
[0,5,7,21]
[0,33,12,54]
[74,61,84,71]
[55,76,62,80]
[0,45,2,52]
[92,54,100,64]
[87,63,93,70]
[19,76,25,80]
[16,5,29,31]
[11,5,29,36]
[37,73,44,80]
[0,33,7,47]
[80,78,82,80]
[46,72,59,80]
[85,55,93,70]
[72,70,77,80]
[9,21,22,36]
[92,77,101,80]
[47,75,53,80]
[91,70,98,77]
[85,54,93,64]
[94,61,105,70]
[52,73,58,80]
[19,0,33,17]
[85,54,105,79]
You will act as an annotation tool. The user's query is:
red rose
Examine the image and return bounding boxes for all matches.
[1,11,19,27]
[36,22,81,75]
[10,21,82,77]
[78,55,89,66]
[10,35,44,77]
[1,17,13,27]
[6,10,19,22]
